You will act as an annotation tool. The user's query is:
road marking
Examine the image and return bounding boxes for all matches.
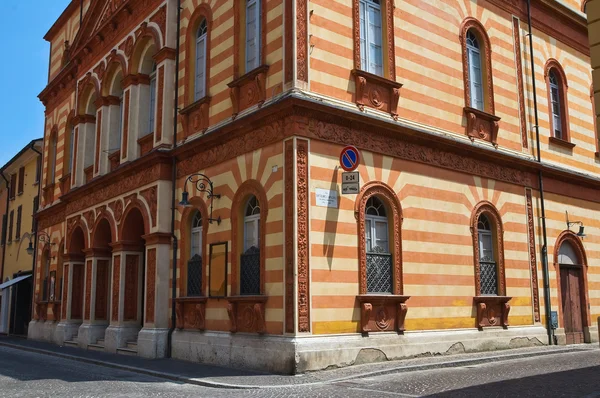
[348,387,419,397]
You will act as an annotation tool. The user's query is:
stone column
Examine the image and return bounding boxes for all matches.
[54,254,85,344]
[74,117,96,187]
[137,233,171,358]
[153,56,175,147]
[104,242,144,353]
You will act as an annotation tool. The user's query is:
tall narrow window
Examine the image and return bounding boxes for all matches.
[68,125,75,173]
[35,156,41,184]
[17,167,24,195]
[9,174,16,199]
[241,195,260,295]
[187,211,203,296]
[359,0,383,76]
[477,214,497,295]
[195,20,208,100]
[118,93,124,148]
[149,63,157,135]
[466,31,484,111]
[48,134,57,185]
[245,0,260,72]
[549,71,562,139]
[365,197,391,293]
[1,214,7,245]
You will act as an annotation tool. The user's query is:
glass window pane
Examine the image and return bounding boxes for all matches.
[360,2,366,70]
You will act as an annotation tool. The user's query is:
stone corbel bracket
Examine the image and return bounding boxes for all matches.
[357,294,410,333]
[473,296,511,329]
[227,295,268,334]
[352,69,403,118]
[464,106,501,147]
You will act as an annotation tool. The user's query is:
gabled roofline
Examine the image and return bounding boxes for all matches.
[0,139,43,176]
[44,0,81,42]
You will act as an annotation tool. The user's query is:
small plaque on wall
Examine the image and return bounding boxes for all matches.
[315,188,338,208]
[209,242,228,297]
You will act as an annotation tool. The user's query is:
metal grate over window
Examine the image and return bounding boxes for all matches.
[187,254,202,296]
[240,246,260,295]
[366,246,392,294]
[479,260,498,295]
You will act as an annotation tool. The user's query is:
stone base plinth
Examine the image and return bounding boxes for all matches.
[137,328,168,358]
[104,325,140,353]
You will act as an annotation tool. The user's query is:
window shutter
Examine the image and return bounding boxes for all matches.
[1,214,6,245]
[9,174,16,199]
[68,127,75,173]
[18,167,24,194]
[33,196,39,213]
[8,210,13,242]
[35,156,41,183]
[15,205,21,240]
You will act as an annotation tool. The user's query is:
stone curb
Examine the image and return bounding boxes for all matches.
[0,341,593,390]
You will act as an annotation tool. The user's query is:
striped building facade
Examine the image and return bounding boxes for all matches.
[30,0,599,373]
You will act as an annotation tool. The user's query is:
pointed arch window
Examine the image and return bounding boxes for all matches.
[47,132,58,186]
[549,71,562,139]
[241,195,260,295]
[477,214,497,295]
[187,210,203,296]
[195,19,208,100]
[68,125,75,173]
[365,196,391,293]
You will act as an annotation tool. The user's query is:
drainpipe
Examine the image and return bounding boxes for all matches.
[526,0,553,345]
[80,0,83,25]
[167,0,182,358]
[0,173,9,284]
[29,144,43,325]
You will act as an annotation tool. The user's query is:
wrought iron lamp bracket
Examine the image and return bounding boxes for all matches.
[180,173,222,225]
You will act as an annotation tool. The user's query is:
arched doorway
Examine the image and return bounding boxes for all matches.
[68,226,86,321]
[555,233,589,345]
[120,206,146,329]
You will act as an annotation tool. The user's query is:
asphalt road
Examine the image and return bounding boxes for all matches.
[0,345,598,397]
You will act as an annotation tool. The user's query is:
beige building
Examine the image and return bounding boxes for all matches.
[0,139,43,335]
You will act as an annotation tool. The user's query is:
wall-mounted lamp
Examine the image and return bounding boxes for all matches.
[19,231,55,259]
[179,173,221,224]
[566,211,586,238]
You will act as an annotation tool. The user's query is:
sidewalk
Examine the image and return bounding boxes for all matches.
[0,336,595,389]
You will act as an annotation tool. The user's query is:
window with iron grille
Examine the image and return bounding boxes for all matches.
[241,195,260,295]
[187,211,203,296]
[365,196,392,294]
[15,206,21,240]
[477,214,498,295]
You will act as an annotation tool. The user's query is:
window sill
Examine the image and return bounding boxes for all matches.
[42,183,55,205]
[17,192,23,197]
[137,134,154,157]
[179,96,212,139]
[227,295,268,334]
[549,136,576,150]
[473,296,511,329]
[351,69,403,117]
[108,150,120,172]
[356,294,410,333]
[84,166,93,184]
[175,296,207,330]
[227,64,270,117]
[33,180,40,187]
[464,107,501,146]
[59,174,71,195]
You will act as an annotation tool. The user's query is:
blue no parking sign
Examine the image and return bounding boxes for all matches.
[339,146,360,172]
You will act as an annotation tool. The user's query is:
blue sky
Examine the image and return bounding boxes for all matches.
[0,1,71,166]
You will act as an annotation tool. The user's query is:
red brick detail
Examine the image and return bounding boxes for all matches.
[124,254,139,321]
[84,260,92,320]
[296,139,310,332]
[145,248,156,323]
[112,255,120,322]
[62,264,69,319]
[71,127,78,186]
[122,90,130,160]
[95,259,110,320]
[284,140,294,333]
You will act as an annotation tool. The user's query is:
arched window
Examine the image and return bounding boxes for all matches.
[149,62,157,135]
[195,19,208,100]
[241,195,260,295]
[359,0,383,76]
[471,202,506,297]
[466,31,484,111]
[68,125,75,173]
[187,210,203,296]
[245,0,261,72]
[549,71,562,139]
[544,60,571,143]
[365,196,391,293]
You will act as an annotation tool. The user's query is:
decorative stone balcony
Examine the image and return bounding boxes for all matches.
[227,295,268,334]
[356,294,410,333]
[473,296,511,329]
[464,106,501,146]
[175,297,207,331]
[227,65,269,118]
[351,69,402,117]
